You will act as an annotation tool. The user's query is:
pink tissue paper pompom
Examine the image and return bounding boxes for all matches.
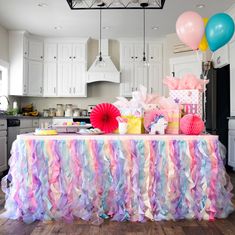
[180,114,205,135]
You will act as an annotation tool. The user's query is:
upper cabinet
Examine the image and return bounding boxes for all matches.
[44,39,88,97]
[120,40,163,97]
[9,31,43,96]
[9,32,88,98]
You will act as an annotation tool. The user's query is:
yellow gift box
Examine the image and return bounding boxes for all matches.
[115,116,145,134]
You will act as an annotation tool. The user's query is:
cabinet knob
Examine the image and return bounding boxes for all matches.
[135,57,138,59]
[172,72,175,77]
[54,56,56,59]
[69,56,72,59]
[24,52,27,55]
[73,56,76,59]
[151,87,153,93]
[54,87,56,94]
[73,87,76,93]
[69,88,72,93]
[151,57,154,59]
[40,56,43,59]
[131,56,134,59]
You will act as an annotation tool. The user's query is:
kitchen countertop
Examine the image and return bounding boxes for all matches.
[0,115,90,119]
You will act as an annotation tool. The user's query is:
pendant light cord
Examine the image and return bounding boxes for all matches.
[99,7,102,60]
[143,7,145,61]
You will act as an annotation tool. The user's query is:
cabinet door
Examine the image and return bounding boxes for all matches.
[120,62,135,97]
[148,62,163,95]
[44,42,57,61]
[58,62,72,96]
[228,131,235,168]
[28,60,43,96]
[28,39,44,61]
[44,62,57,97]
[23,58,29,95]
[72,43,86,62]
[229,40,235,116]
[148,43,162,63]
[0,136,7,172]
[134,63,148,90]
[72,62,87,97]
[120,43,134,62]
[170,55,202,78]
[134,43,144,62]
[23,37,29,58]
[58,43,73,62]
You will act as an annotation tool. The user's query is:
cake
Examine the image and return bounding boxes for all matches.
[35,128,58,135]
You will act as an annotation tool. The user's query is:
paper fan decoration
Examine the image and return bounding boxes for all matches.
[144,110,168,132]
[90,103,121,133]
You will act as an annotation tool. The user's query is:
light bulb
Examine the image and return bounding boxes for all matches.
[95,56,106,67]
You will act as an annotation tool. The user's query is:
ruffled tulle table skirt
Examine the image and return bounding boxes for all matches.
[1,134,234,224]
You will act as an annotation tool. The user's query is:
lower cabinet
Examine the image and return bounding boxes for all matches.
[229,130,235,169]
[0,135,7,172]
[228,119,235,170]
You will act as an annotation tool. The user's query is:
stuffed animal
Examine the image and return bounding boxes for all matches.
[149,115,168,135]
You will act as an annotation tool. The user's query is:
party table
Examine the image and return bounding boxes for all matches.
[1,133,234,224]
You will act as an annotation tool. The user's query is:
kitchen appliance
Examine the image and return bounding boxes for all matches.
[206,64,230,165]
[7,119,20,161]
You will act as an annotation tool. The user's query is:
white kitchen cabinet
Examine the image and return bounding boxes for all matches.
[28,39,44,61]
[28,60,43,96]
[72,62,87,96]
[148,62,163,94]
[229,119,235,170]
[44,42,57,61]
[58,62,72,96]
[9,31,44,96]
[58,43,86,62]
[120,41,163,97]
[148,43,163,63]
[43,62,57,97]
[229,39,235,117]
[58,61,87,97]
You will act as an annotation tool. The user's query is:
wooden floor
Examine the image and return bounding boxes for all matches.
[0,172,235,235]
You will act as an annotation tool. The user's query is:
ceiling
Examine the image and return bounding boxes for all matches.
[0,0,234,39]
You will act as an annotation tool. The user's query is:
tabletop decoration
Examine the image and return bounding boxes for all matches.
[180,114,205,135]
[90,103,121,133]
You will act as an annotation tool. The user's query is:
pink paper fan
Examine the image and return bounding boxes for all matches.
[90,103,121,133]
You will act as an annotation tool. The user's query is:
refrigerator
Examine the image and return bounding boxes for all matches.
[206,64,230,165]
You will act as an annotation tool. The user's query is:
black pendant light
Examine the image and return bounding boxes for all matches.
[96,3,106,67]
[141,2,149,67]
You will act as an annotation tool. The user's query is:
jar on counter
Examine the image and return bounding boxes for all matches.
[73,108,80,117]
[49,108,56,117]
[56,104,64,117]
[65,104,73,117]
[43,109,49,117]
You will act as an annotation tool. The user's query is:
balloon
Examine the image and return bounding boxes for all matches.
[176,11,204,50]
[206,13,235,52]
[199,18,209,52]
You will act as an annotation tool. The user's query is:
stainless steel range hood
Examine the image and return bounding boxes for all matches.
[87,39,120,83]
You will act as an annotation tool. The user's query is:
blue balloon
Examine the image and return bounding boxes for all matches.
[206,13,235,52]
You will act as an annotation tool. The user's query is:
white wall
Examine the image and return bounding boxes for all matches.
[0,24,9,62]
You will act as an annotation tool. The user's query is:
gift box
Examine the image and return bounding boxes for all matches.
[169,89,202,117]
[122,116,145,134]
[165,109,180,134]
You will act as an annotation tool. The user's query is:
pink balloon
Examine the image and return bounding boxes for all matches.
[176,11,204,50]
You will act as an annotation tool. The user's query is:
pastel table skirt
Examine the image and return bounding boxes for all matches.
[1,134,234,224]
